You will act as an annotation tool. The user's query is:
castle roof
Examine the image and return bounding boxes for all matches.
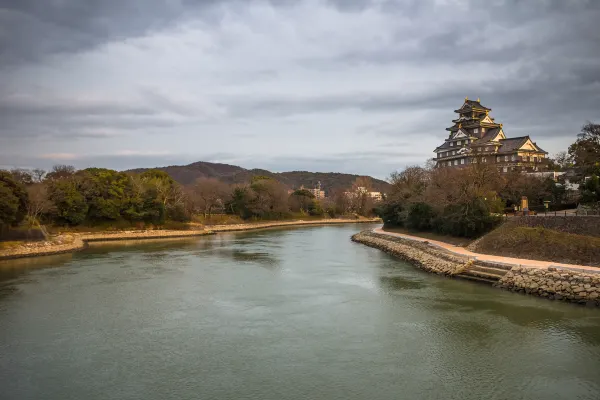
[454,98,491,113]
[497,136,548,154]
[471,128,503,146]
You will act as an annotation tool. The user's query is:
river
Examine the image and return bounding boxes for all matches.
[1,224,599,400]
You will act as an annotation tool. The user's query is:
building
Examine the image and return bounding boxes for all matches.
[344,187,383,202]
[434,97,548,173]
[297,183,325,199]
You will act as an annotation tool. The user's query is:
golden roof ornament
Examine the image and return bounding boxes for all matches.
[477,97,480,102]
[465,96,469,101]
[458,123,462,128]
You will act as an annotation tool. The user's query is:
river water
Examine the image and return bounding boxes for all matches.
[1,224,599,400]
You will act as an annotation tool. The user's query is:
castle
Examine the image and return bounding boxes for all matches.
[434,98,548,173]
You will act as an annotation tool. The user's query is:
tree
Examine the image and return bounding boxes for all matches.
[45,165,77,180]
[189,178,229,217]
[0,170,29,228]
[247,178,289,218]
[289,189,315,213]
[0,182,20,230]
[47,178,88,225]
[568,122,600,176]
[225,185,253,218]
[80,168,132,221]
[140,169,188,221]
[581,175,600,206]
[26,183,51,224]
[547,151,571,171]
[10,169,34,185]
[32,168,46,183]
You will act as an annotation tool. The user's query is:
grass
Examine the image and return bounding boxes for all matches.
[382,226,473,247]
[0,241,25,251]
[472,225,600,267]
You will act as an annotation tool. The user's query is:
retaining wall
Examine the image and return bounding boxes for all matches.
[353,230,600,307]
[351,231,470,276]
[509,216,600,237]
[497,266,600,305]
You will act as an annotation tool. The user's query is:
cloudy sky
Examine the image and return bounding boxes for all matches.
[1,0,599,178]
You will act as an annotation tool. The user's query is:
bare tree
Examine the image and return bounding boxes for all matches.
[46,165,76,180]
[26,183,51,223]
[10,169,34,185]
[32,168,46,183]
[190,178,229,217]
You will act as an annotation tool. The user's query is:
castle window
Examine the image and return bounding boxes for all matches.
[511,155,516,161]
[503,167,508,173]
[458,140,462,145]
[474,128,479,134]
[496,156,500,162]
[448,161,452,167]
[460,159,465,165]
[504,155,509,161]
[450,142,454,147]
[483,157,487,163]
[454,160,458,166]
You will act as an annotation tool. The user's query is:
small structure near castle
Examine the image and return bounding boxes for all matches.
[434,97,548,173]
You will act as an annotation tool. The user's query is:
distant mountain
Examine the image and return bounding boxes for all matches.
[127,161,390,194]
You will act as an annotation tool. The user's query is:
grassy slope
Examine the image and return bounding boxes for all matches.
[471,225,600,267]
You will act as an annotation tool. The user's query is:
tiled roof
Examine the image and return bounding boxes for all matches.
[497,137,529,153]
[465,99,491,110]
[435,141,452,151]
[455,99,491,112]
[471,128,501,145]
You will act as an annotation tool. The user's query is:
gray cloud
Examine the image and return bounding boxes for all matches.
[0,0,598,176]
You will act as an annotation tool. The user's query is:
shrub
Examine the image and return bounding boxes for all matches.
[406,202,436,231]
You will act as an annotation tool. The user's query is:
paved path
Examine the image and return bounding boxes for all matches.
[373,227,600,274]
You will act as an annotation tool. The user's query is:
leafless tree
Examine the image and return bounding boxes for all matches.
[190,178,229,217]
[32,168,46,183]
[26,183,52,223]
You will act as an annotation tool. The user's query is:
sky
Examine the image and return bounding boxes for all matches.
[1,0,599,179]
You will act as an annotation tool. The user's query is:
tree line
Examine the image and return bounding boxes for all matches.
[379,122,600,238]
[0,166,378,232]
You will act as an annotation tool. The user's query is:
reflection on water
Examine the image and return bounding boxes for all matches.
[0,223,599,400]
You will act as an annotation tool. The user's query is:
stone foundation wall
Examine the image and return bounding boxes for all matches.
[510,216,600,237]
[497,266,600,306]
[351,231,471,276]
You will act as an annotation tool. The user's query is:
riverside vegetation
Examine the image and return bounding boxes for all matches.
[375,122,600,266]
[0,165,380,240]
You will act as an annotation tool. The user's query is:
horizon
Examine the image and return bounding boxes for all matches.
[1,0,599,179]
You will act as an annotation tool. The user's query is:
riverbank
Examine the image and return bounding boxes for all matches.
[352,229,600,306]
[0,218,381,260]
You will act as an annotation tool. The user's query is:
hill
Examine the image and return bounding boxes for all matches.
[127,161,390,194]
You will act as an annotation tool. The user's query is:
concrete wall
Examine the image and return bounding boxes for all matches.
[509,216,600,237]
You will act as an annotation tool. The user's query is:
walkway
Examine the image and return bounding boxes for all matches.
[373,227,600,275]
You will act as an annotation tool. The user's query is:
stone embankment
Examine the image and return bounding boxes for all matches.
[351,231,472,276]
[0,218,380,260]
[353,230,600,307]
[0,235,86,260]
[497,266,600,306]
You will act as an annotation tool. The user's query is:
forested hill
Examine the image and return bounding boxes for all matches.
[127,161,390,194]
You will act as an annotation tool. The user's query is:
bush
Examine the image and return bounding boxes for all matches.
[433,200,502,238]
[406,202,436,231]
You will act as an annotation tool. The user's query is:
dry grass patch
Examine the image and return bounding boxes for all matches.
[472,226,600,267]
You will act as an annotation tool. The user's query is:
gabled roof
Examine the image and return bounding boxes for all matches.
[496,136,548,154]
[454,98,491,113]
[471,127,504,145]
